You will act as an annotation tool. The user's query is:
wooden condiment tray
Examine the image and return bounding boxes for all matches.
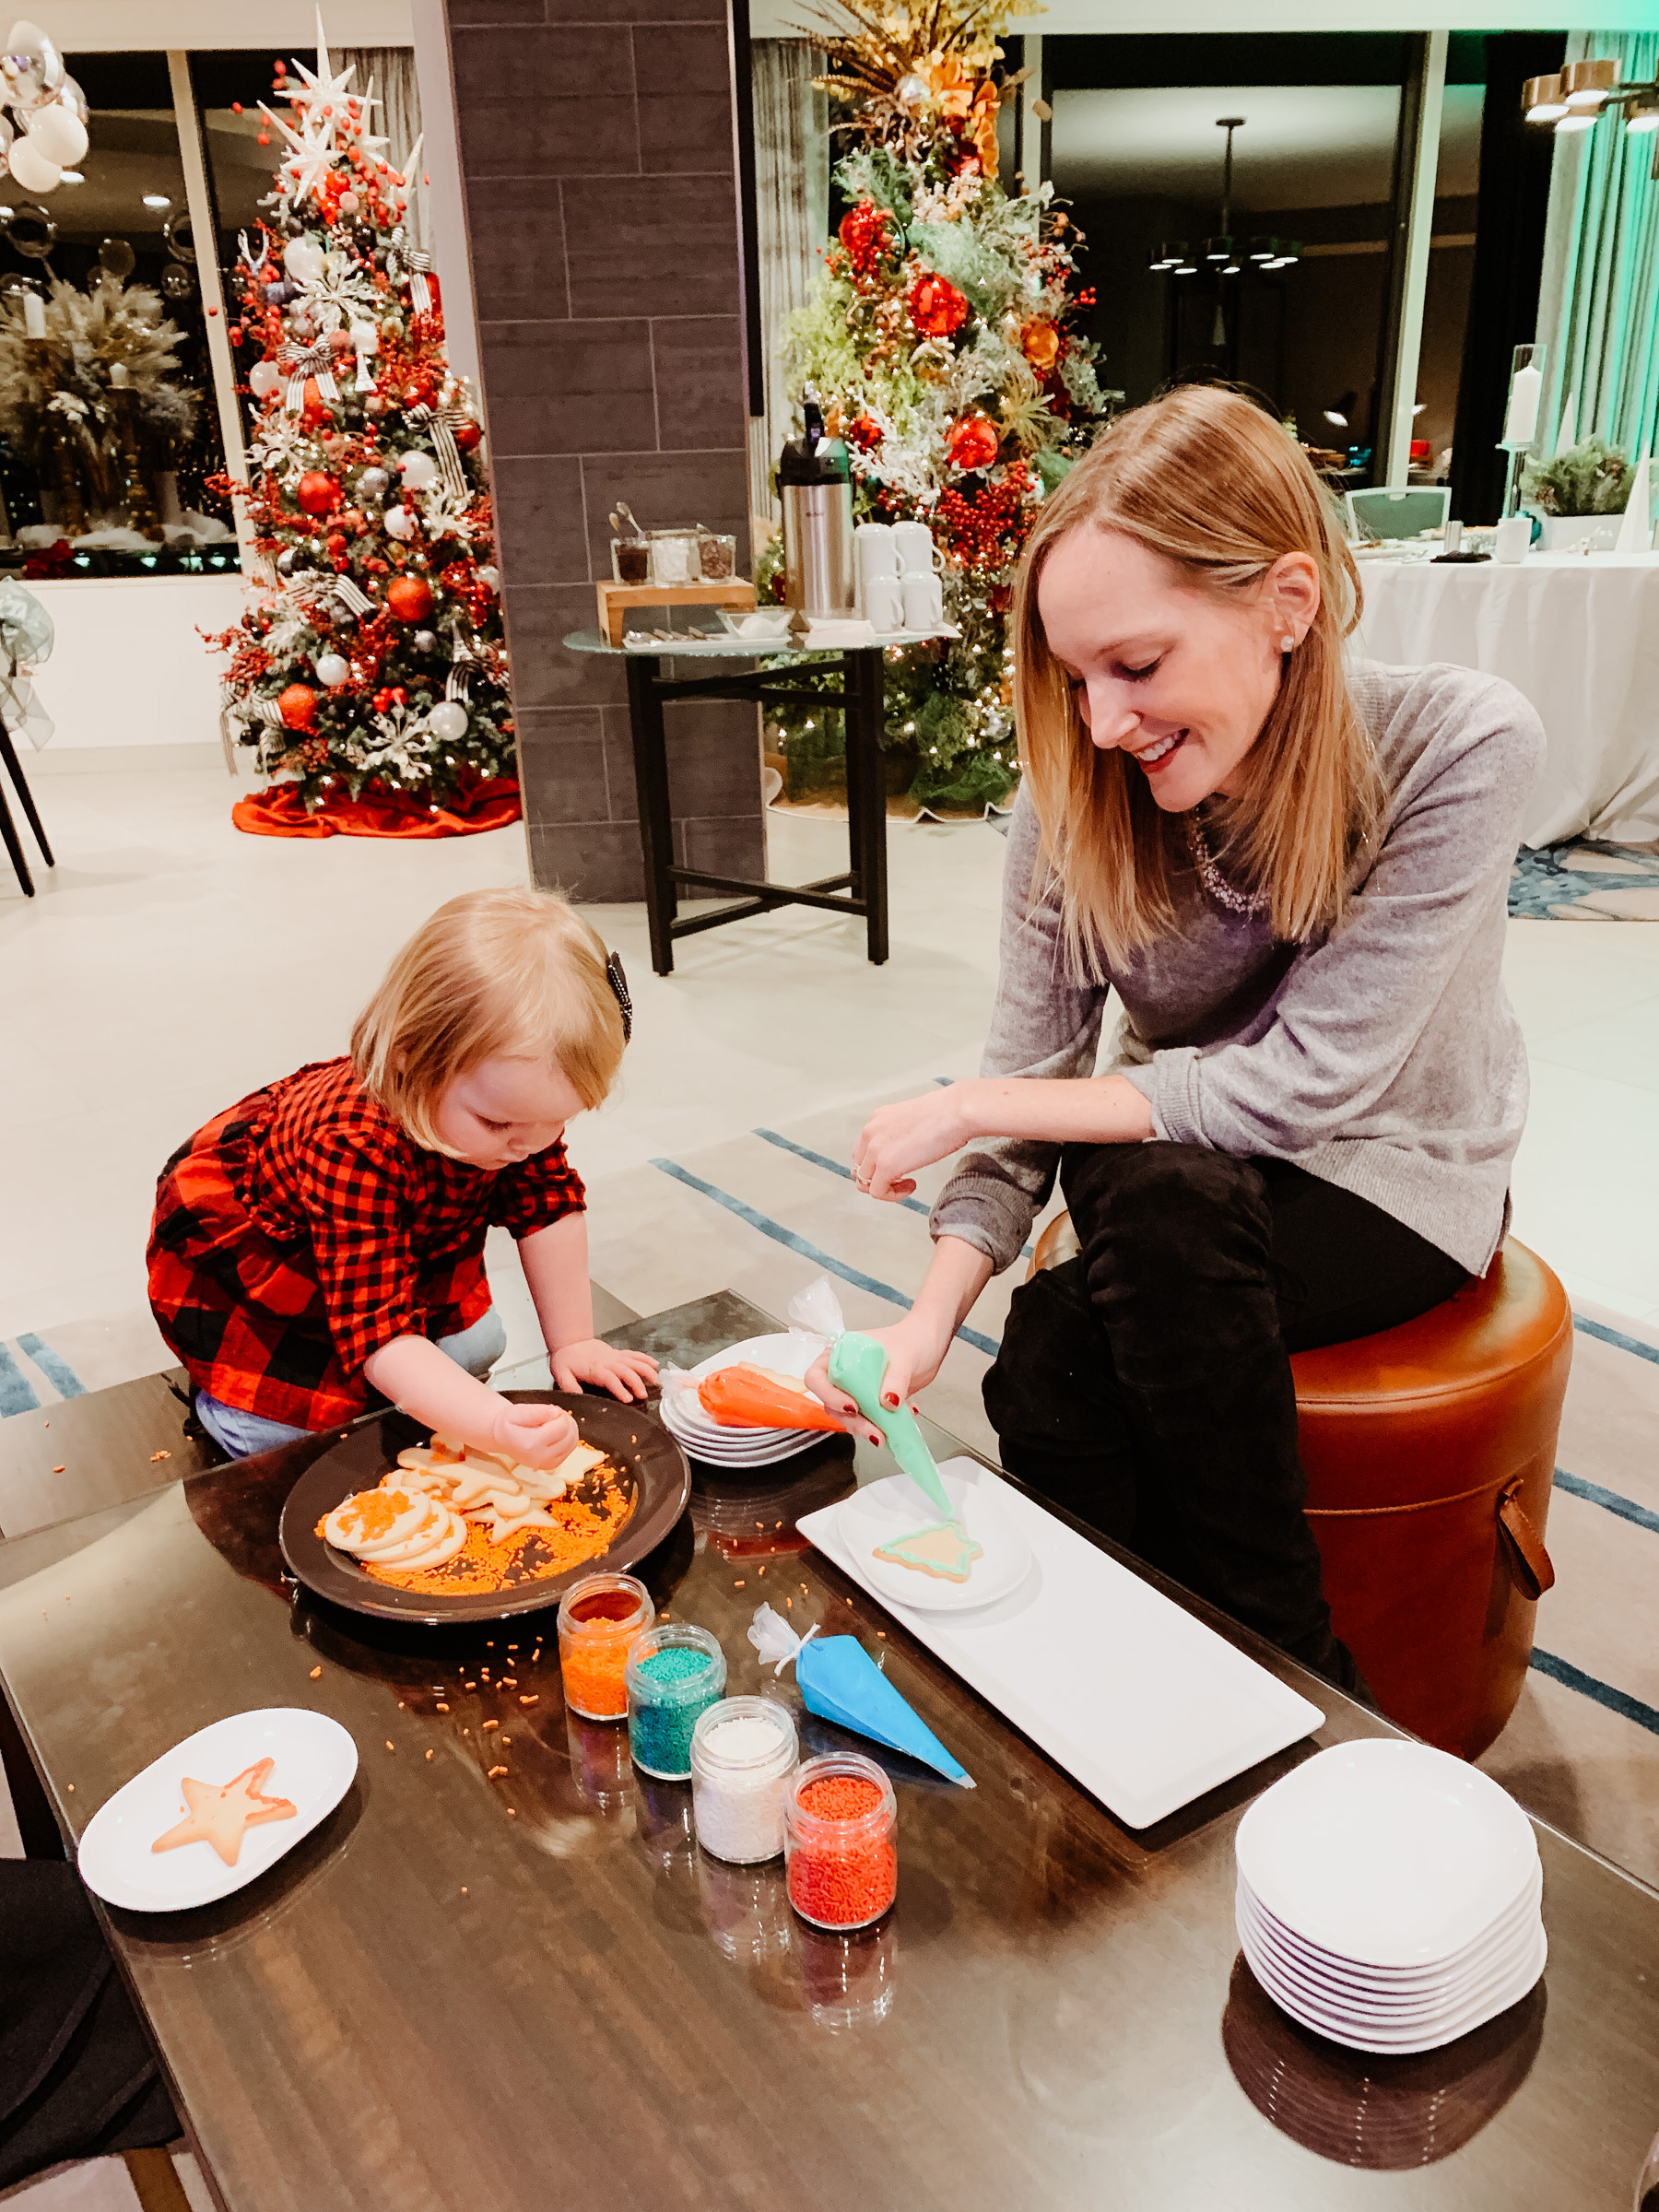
[595,579,756,647]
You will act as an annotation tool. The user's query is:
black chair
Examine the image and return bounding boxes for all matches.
[0,700,53,898]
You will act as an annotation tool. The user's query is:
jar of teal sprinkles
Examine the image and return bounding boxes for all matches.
[625,1623,726,1780]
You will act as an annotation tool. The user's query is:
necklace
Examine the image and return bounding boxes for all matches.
[1185,813,1270,918]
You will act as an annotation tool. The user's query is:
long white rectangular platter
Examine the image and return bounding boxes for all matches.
[799,1461,1324,1830]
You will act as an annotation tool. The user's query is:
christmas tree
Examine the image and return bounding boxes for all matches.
[208,26,516,833]
[771,0,1111,815]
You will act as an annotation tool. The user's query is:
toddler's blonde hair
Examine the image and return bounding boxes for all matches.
[352,888,625,1154]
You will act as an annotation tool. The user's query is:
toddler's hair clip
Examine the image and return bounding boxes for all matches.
[605,950,633,1043]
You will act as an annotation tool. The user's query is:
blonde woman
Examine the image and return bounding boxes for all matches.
[148,888,655,1462]
[814,385,1542,1688]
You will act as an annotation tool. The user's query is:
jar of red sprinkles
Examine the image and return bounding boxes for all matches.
[783,1752,897,1931]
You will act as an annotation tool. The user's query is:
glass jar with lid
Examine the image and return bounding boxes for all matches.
[625,1621,725,1779]
[688,1695,798,1865]
[557,1571,653,1721]
[783,1750,898,1929]
[647,527,701,586]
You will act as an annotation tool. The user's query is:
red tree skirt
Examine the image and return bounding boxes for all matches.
[232,774,523,840]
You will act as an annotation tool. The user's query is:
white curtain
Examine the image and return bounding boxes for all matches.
[343,47,429,254]
[751,40,830,517]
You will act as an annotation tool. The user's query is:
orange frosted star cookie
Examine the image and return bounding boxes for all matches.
[151,1759,297,1867]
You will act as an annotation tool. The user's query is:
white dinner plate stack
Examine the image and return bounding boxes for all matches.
[1234,1738,1547,2054]
[657,1332,837,1470]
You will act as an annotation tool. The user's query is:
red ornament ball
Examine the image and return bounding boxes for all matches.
[838,199,893,279]
[277,683,319,730]
[384,574,435,624]
[453,419,481,453]
[947,411,999,473]
[908,273,971,340]
[296,471,341,517]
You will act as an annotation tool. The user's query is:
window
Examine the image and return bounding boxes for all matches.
[0,51,237,577]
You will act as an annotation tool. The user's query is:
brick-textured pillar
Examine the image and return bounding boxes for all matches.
[446,0,764,900]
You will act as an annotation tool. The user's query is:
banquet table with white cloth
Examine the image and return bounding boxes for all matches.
[1353,551,1659,848]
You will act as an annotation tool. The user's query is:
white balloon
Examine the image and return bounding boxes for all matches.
[282,237,325,285]
[314,653,350,688]
[382,503,416,541]
[248,359,281,398]
[24,101,85,167]
[6,22,53,64]
[6,136,59,192]
[397,450,438,491]
[428,700,469,741]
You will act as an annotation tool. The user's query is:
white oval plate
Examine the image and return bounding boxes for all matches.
[839,1460,1033,1614]
[1234,1739,1539,1967]
[78,1707,359,1912]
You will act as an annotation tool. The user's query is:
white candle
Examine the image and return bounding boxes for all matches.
[1503,364,1542,447]
[23,291,45,339]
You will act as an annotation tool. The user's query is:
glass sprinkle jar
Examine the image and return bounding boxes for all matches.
[696,527,736,581]
[689,1696,798,1865]
[783,1751,898,1931]
[625,1622,726,1780]
[558,1571,654,1722]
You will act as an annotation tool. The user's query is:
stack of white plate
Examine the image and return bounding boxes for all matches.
[1234,1738,1546,2054]
[657,1332,836,1470]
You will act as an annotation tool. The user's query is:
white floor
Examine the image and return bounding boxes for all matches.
[3,759,1658,1358]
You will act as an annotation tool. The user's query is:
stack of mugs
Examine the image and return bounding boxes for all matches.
[855,521,945,635]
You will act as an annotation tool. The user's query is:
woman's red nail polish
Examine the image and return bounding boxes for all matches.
[883,1393,900,1407]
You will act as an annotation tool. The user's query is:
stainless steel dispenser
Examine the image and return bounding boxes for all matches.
[780,398,855,619]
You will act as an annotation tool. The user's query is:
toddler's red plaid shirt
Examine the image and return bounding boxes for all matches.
[147,1057,584,1430]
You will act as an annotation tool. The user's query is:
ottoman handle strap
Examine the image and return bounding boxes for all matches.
[1497,1481,1557,1600]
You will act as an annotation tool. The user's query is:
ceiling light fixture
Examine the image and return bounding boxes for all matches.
[1523,59,1659,171]
[143,192,171,207]
[1147,119,1300,281]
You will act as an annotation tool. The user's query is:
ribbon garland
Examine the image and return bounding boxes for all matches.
[279,343,339,414]
[333,576,374,618]
[445,639,479,702]
[406,403,471,501]
[403,248,433,314]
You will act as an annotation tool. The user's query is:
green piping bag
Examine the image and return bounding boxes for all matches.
[828,1330,956,1522]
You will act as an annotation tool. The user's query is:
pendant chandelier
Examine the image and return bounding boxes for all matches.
[1524,60,1659,171]
[1148,118,1302,278]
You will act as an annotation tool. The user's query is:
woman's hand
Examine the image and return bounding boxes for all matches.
[806,1312,954,1435]
[549,1340,658,1402]
[853,1085,977,1202]
[490,1399,581,1469]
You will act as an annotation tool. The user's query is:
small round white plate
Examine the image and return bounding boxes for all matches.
[77,1707,359,1912]
[662,1333,841,1467]
[1241,1924,1547,2053]
[1234,1739,1539,1968]
[839,1460,1032,1614]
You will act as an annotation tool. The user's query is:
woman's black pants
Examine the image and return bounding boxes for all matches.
[984,1143,1468,1683]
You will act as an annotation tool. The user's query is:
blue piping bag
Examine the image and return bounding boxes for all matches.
[748,1603,974,1788]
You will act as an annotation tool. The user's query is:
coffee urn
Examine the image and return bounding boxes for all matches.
[780,399,855,618]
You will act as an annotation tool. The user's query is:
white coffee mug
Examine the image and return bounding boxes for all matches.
[893,520,943,576]
[855,523,900,579]
[1493,514,1531,565]
[864,577,904,631]
[901,572,944,629]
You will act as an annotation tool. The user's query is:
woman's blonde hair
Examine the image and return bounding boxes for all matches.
[351,888,625,1153]
[1013,382,1383,980]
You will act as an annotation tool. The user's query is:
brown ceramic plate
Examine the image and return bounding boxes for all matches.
[277,1390,690,1625]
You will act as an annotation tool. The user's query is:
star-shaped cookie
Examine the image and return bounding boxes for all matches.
[151,1759,297,1867]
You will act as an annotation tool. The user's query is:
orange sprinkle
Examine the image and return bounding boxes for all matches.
[435,1701,449,1712]
[385,1740,395,1750]
[148,1450,171,1463]
[356,1477,630,1595]
[507,1807,516,1816]
[52,1465,65,1474]
[518,1695,537,1706]
[734,1580,746,1588]
[482,1720,499,1732]
[488,1764,507,1778]
[309,1666,322,1679]
[425,1749,434,1760]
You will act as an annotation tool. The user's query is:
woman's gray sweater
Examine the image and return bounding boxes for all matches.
[930,662,1544,1278]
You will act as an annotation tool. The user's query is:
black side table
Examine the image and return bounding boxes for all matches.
[564,629,897,976]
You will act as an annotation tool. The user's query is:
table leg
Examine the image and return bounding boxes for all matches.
[847,648,888,965]
[0,725,53,867]
[0,780,33,898]
[626,655,677,976]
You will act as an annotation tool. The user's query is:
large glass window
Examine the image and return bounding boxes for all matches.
[1050,33,1418,487]
[0,51,236,576]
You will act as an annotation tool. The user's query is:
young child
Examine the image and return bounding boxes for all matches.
[147,888,655,1464]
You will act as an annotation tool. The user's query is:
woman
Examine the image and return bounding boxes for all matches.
[814,385,1541,1690]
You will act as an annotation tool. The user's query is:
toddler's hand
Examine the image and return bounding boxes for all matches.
[550,1340,659,1402]
[491,1401,580,1470]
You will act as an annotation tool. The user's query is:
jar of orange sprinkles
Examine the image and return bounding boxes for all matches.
[558,1571,654,1721]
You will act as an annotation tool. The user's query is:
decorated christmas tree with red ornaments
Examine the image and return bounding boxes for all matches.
[207,27,516,833]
